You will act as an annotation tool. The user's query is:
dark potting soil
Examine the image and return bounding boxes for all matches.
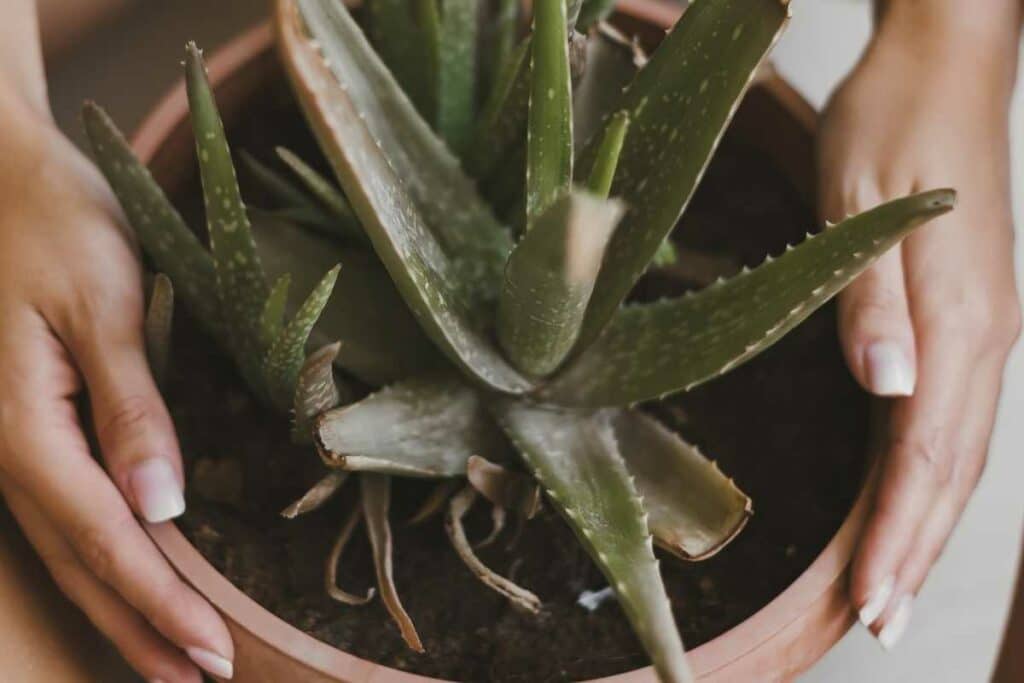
[164,65,869,682]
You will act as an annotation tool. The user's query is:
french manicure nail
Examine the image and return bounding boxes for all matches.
[865,342,915,397]
[129,458,185,523]
[186,647,234,679]
[878,595,913,650]
[858,574,894,627]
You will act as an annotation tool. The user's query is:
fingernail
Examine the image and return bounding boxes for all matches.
[865,342,915,397]
[878,595,913,650]
[858,574,894,627]
[186,647,233,679]
[129,458,185,523]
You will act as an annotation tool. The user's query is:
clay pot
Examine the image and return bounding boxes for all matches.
[136,2,869,681]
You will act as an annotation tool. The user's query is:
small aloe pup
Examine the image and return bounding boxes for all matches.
[83,0,955,681]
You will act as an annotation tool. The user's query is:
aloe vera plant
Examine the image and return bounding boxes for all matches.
[84,1,956,681]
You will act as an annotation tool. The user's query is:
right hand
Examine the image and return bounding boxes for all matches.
[0,105,234,681]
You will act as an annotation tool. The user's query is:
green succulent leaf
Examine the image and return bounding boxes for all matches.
[434,0,478,155]
[576,0,617,30]
[614,411,751,561]
[239,149,325,215]
[263,265,340,411]
[360,474,424,652]
[546,190,957,407]
[586,110,630,199]
[576,0,790,348]
[572,23,645,153]
[485,0,520,90]
[252,215,443,386]
[651,238,680,268]
[526,0,573,224]
[492,400,692,683]
[275,147,365,243]
[279,0,532,394]
[185,42,270,387]
[82,103,220,334]
[498,192,624,377]
[260,273,292,349]
[315,374,507,477]
[467,36,531,181]
[144,273,174,386]
[365,0,437,120]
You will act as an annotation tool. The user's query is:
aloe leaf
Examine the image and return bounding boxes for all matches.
[282,470,350,519]
[467,37,531,180]
[492,400,692,683]
[260,273,291,349]
[652,239,680,268]
[572,23,645,153]
[365,0,436,119]
[275,147,365,244]
[498,192,623,377]
[184,43,270,382]
[485,0,520,89]
[144,274,174,385]
[263,265,340,411]
[614,411,751,561]
[586,110,629,198]
[435,0,478,155]
[292,341,352,443]
[239,150,320,213]
[445,486,542,612]
[576,0,790,348]
[315,375,507,477]
[547,190,957,406]
[526,0,573,224]
[248,205,341,236]
[325,501,375,605]
[361,474,424,652]
[278,0,532,394]
[576,0,616,30]
[82,103,221,334]
[251,215,443,385]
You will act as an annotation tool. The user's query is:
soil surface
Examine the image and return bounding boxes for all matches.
[164,57,869,683]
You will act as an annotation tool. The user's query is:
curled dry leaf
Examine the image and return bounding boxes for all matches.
[281,470,350,519]
[325,502,375,605]
[361,474,424,652]
[408,479,462,526]
[445,486,541,614]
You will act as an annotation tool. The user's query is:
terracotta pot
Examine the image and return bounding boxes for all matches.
[137,2,870,681]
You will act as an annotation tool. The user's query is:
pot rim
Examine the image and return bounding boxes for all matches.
[136,3,869,680]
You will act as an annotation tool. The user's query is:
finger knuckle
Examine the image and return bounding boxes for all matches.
[99,395,157,446]
[892,429,953,487]
[70,511,136,584]
[845,285,905,330]
[61,281,143,347]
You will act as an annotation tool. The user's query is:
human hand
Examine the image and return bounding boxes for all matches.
[0,105,234,680]
[819,7,1021,649]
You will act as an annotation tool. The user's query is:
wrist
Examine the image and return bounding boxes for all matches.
[871,2,1020,103]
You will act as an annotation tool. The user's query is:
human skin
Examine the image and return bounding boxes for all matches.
[821,0,1022,650]
[0,2,232,682]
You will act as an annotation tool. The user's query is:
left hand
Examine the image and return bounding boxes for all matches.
[818,9,1021,648]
